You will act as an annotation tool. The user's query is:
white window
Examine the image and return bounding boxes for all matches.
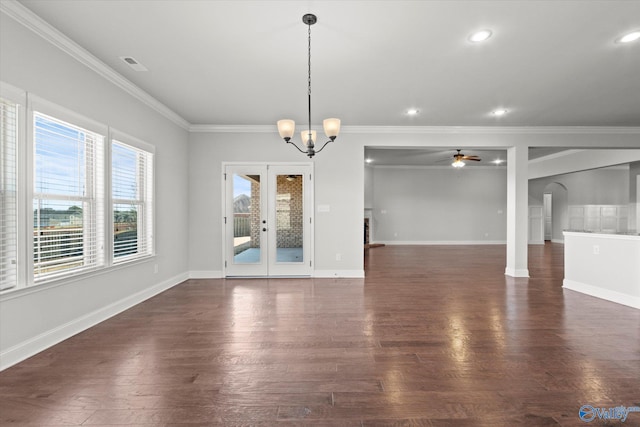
[112,139,153,263]
[33,112,105,282]
[0,97,18,291]
[0,85,157,292]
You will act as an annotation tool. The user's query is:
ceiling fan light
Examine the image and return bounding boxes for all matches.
[277,119,295,139]
[452,160,465,168]
[323,118,341,138]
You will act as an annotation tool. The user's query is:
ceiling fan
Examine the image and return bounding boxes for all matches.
[450,149,481,168]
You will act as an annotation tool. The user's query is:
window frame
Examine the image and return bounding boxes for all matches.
[0,83,25,291]
[110,131,155,264]
[30,102,106,283]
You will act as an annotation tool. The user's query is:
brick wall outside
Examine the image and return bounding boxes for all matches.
[276,175,303,249]
[250,180,261,248]
[249,175,303,249]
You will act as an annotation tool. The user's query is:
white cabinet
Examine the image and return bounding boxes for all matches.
[569,205,628,233]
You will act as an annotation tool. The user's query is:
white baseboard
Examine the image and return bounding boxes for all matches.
[0,272,188,371]
[504,268,530,278]
[189,270,223,279]
[313,270,365,278]
[190,270,365,279]
[551,238,565,244]
[378,240,506,245]
[529,240,545,245]
[188,270,365,279]
[563,279,640,309]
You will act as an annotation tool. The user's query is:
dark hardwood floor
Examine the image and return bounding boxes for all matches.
[1,243,639,426]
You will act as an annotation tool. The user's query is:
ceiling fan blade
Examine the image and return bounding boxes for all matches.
[466,158,482,161]
[462,155,481,160]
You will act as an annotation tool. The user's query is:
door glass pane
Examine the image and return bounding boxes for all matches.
[276,174,303,263]
[233,174,261,264]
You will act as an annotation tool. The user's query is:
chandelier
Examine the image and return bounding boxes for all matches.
[277,14,341,158]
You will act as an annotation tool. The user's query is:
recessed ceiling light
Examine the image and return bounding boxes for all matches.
[469,30,492,43]
[406,109,419,116]
[493,159,504,165]
[365,158,373,164]
[617,31,640,43]
[492,108,508,117]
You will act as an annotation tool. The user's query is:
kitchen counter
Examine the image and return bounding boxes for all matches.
[563,231,640,309]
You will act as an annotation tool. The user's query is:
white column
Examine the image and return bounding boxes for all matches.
[635,175,640,234]
[505,146,529,277]
[629,162,640,233]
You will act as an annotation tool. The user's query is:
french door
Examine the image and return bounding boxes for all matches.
[224,163,313,276]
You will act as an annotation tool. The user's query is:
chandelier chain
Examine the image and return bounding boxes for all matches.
[276,13,339,158]
[308,24,312,97]
[307,23,312,136]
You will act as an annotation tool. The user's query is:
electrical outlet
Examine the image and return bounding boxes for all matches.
[593,245,599,255]
[154,263,159,273]
[336,253,342,261]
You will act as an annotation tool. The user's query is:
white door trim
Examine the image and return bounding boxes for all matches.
[222,162,314,277]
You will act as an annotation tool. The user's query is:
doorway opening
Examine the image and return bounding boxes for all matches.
[543,182,568,243]
[543,193,552,241]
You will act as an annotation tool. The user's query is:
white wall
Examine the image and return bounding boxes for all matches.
[187,132,364,277]
[529,168,629,206]
[364,165,374,210]
[529,149,640,180]
[370,166,507,243]
[529,168,629,241]
[0,11,190,368]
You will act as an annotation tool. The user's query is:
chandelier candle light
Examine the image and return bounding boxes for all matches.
[277,14,341,158]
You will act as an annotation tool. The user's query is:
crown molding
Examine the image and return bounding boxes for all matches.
[528,149,584,163]
[1,0,190,130]
[189,124,640,134]
[339,126,640,135]
[529,148,640,164]
[372,164,507,170]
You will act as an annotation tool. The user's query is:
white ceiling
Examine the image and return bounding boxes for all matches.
[15,0,640,128]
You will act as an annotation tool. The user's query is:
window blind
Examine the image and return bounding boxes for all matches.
[0,97,18,290]
[33,112,104,282]
[112,140,153,262]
